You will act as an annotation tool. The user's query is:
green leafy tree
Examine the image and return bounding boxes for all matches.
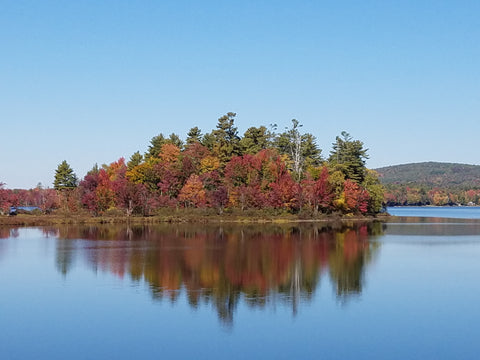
[329,169,346,200]
[53,160,77,190]
[328,131,368,183]
[362,170,385,213]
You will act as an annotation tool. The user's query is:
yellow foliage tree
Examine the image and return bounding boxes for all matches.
[200,156,221,173]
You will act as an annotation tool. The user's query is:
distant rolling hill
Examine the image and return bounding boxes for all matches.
[374,162,480,189]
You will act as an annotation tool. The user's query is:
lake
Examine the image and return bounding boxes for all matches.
[387,206,480,219]
[1,211,480,359]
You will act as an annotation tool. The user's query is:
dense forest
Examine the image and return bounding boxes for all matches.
[376,162,480,206]
[0,113,385,217]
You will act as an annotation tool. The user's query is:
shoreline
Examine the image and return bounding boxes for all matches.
[0,213,389,227]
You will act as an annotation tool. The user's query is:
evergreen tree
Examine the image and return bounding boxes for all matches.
[146,133,183,159]
[53,160,77,190]
[167,133,184,150]
[87,163,100,175]
[201,131,215,150]
[186,127,203,145]
[127,151,143,171]
[212,112,241,164]
[328,131,368,183]
[301,133,323,168]
[240,126,270,154]
[146,133,167,159]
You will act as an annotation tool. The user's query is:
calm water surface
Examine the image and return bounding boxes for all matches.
[388,205,480,218]
[1,214,480,359]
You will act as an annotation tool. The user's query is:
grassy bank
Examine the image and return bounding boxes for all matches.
[0,209,388,227]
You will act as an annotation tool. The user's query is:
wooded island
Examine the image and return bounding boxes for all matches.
[1,113,385,220]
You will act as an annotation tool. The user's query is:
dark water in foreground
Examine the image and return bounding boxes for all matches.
[1,214,480,359]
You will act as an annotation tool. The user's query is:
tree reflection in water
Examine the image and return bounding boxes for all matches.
[43,222,382,325]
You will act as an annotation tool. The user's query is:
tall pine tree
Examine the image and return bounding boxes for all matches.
[328,131,368,183]
[54,160,77,190]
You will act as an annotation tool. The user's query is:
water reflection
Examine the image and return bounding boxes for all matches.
[386,217,480,236]
[0,228,20,261]
[0,227,19,239]
[23,223,383,324]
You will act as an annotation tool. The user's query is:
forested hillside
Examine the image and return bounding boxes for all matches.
[376,162,480,188]
[0,114,385,217]
[375,162,480,206]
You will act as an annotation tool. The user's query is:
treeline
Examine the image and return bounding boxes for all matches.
[1,113,385,216]
[376,162,480,206]
[377,162,480,189]
[384,184,480,206]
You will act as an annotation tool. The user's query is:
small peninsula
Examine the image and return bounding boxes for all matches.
[1,115,385,223]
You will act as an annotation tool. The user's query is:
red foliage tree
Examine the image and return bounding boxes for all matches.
[301,167,333,213]
[224,155,265,209]
[268,172,300,211]
[343,179,369,214]
[314,167,334,211]
[95,169,115,213]
[79,171,101,215]
[181,142,211,178]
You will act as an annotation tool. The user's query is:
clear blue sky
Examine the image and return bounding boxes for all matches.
[1,0,479,189]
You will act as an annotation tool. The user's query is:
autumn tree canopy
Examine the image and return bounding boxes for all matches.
[1,112,386,216]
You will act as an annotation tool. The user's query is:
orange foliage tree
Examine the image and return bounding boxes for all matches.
[178,174,207,208]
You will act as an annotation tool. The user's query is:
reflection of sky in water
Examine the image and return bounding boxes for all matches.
[1,223,480,359]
